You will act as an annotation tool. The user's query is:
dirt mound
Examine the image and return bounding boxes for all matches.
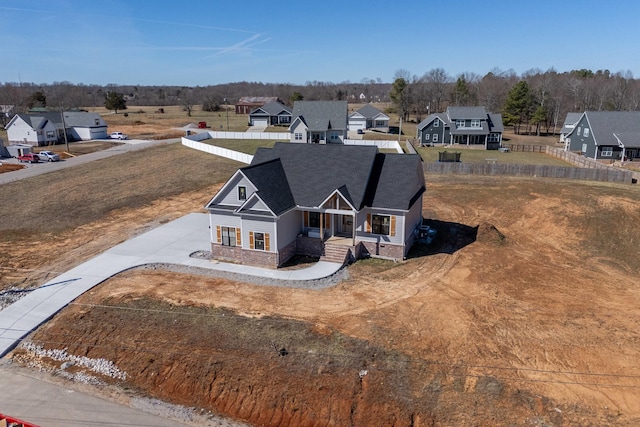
[476,222,506,245]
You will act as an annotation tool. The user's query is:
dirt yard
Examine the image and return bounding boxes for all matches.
[4,167,640,426]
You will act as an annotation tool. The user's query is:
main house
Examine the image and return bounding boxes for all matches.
[205,143,425,267]
[289,101,348,143]
[348,104,390,132]
[248,100,292,127]
[5,111,108,146]
[416,106,504,149]
[566,111,640,161]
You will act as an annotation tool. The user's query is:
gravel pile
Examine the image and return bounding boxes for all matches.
[0,286,36,310]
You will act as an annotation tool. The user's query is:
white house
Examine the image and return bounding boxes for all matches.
[5,111,108,146]
[289,101,348,144]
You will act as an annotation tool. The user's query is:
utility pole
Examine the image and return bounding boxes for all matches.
[60,102,69,153]
[224,95,229,131]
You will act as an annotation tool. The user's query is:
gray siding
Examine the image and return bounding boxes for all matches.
[419,120,449,145]
[241,216,277,252]
[276,209,302,250]
[217,175,258,206]
[568,115,622,160]
[356,207,406,246]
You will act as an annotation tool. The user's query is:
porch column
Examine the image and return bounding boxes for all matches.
[320,211,324,242]
[352,212,356,246]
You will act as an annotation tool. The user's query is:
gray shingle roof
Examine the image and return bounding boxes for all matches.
[245,142,424,212]
[291,101,347,132]
[488,113,504,132]
[250,100,291,116]
[417,113,448,130]
[369,154,425,210]
[447,106,487,120]
[241,158,296,215]
[355,104,387,120]
[582,111,640,147]
[17,111,104,129]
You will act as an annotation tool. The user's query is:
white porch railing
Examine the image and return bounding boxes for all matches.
[343,139,403,153]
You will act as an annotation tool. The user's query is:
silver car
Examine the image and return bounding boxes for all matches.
[37,151,61,162]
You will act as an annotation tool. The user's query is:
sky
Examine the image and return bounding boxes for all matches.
[1,0,640,86]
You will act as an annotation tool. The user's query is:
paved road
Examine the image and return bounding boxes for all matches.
[0,365,193,426]
[0,138,179,185]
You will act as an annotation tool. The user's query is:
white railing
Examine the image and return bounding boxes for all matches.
[181,137,253,164]
[205,131,290,140]
[343,139,403,153]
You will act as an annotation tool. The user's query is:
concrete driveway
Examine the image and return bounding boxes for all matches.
[0,213,342,357]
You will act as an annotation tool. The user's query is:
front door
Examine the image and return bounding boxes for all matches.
[340,215,353,235]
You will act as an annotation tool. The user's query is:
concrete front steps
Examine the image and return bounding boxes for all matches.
[321,242,355,265]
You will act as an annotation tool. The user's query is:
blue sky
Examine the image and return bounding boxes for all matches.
[1,0,639,86]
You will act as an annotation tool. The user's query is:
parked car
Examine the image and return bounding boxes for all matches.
[357,129,365,134]
[17,153,40,163]
[110,132,128,140]
[37,150,60,162]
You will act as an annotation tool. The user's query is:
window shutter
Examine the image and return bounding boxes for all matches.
[235,228,241,247]
[304,211,309,227]
[325,213,331,228]
[249,231,254,249]
[390,216,396,237]
[366,214,372,233]
[265,233,270,251]
[216,225,221,243]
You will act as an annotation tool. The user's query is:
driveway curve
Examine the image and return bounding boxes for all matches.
[0,213,342,357]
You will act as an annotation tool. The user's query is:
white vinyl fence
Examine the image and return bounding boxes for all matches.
[181,137,253,164]
[344,139,403,153]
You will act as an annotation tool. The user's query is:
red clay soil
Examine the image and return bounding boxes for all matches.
[9,176,640,426]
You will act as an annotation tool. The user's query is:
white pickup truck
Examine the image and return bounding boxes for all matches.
[110,131,128,140]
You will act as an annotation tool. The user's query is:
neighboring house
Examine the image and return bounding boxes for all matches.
[205,143,426,267]
[248,101,292,127]
[560,112,581,146]
[235,97,280,114]
[5,111,107,146]
[566,111,640,161]
[416,106,504,149]
[289,100,348,143]
[348,104,390,131]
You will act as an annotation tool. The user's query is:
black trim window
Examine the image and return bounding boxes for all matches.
[309,212,320,228]
[222,227,236,247]
[238,186,247,201]
[371,214,390,235]
[254,232,265,250]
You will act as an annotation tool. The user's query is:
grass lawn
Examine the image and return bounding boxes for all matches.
[204,139,277,154]
[416,146,573,166]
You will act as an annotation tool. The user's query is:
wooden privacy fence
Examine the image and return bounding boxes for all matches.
[424,162,633,183]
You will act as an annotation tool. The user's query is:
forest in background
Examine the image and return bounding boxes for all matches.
[1,67,639,135]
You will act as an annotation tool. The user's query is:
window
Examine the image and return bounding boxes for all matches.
[46,131,55,138]
[95,119,100,125]
[424,134,430,141]
[601,147,613,157]
[583,128,590,137]
[433,134,438,142]
[577,127,582,136]
[238,186,247,201]
[488,133,500,142]
[294,132,303,141]
[309,212,320,228]
[471,119,481,128]
[254,232,265,250]
[434,120,439,127]
[371,214,390,235]
[582,143,587,153]
[330,131,340,141]
[221,227,236,247]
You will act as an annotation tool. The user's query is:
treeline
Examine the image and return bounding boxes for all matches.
[1,67,639,134]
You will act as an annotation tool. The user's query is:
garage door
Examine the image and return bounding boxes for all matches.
[252,118,268,127]
[349,120,366,131]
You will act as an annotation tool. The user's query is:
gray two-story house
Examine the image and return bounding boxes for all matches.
[416,106,504,149]
[567,111,640,161]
